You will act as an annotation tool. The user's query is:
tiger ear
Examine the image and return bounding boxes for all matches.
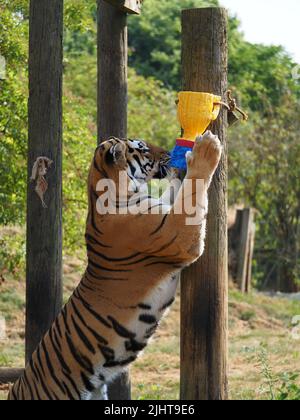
[110,142,127,166]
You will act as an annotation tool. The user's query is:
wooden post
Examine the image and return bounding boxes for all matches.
[103,0,142,14]
[0,369,24,385]
[97,0,130,400]
[245,214,256,293]
[180,8,229,400]
[235,209,255,293]
[26,0,63,362]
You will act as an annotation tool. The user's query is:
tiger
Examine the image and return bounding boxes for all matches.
[8,131,222,400]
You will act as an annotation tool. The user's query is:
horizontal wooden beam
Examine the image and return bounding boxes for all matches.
[103,0,142,14]
[0,368,24,385]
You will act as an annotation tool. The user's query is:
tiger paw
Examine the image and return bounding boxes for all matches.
[186,131,222,183]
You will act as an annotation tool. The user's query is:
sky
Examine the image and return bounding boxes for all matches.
[221,0,300,63]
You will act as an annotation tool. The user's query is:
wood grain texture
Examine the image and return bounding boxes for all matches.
[97,0,131,400]
[26,0,63,362]
[180,8,229,400]
[235,209,255,293]
[103,0,142,14]
[98,0,128,142]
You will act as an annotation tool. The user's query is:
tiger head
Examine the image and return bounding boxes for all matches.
[91,137,171,191]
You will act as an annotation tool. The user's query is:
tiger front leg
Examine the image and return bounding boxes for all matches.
[186,131,222,185]
[170,131,222,262]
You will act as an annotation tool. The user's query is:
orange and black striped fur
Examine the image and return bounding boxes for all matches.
[8,132,222,400]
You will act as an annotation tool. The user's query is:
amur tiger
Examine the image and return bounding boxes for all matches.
[8,131,222,400]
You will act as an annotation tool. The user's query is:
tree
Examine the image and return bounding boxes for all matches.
[128,0,218,89]
[229,99,300,292]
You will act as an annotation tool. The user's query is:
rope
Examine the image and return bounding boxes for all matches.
[215,90,249,121]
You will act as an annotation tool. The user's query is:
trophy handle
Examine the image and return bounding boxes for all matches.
[211,95,223,121]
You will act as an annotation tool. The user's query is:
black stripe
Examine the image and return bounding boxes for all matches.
[55,316,62,339]
[145,324,159,339]
[160,297,175,311]
[41,339,66,395]
[74,290,112,329]
[11,385,18,400]
[138,303,152,310]
[153,234,178,255]
[127,160,137,176]
[108,315,136,339]
[80,281,94,293]
[145,261,183,268]
[31,376,43,400]
[16,375,22,394]
[29,358,40,383]
[33,360,55,400]
[20,377,26,400]
[150,213,169,236]
[36,346,46,377]
[93,156,102,174]
[133,154,148,175]
[81,372,95,393]
[125,339,147,352]
[139,314,157,325]
[104,355,137,368]
[89,257,132,273]
[90,187,103,235]
[99,345,115,362]
[48,328,72,375]
[71,315,96,355]
[62,381,76,400]
[85,233,112,249]
[86,266,127,282]
[65,332,94,375]
[70,299,108,345]
[87,243,140,263]
[23,369,35,400]
[61,306,71,334]
[51,325,62,351]
[119,255,156,267]
[61,370,82,400]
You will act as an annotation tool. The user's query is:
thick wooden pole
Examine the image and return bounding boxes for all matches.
[180,8,229,400]
[97,0,131,400]
[98,0,128,143]
[0,369,24,385]
[26,0,63,362]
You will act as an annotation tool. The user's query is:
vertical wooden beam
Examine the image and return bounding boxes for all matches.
[98,0,128,143]
[247,213,256,292]
[97,0,131,400]
[180,8,229,400]
[26,0,63,362]
[236,209,255,293]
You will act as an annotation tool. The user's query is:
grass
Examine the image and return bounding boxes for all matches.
[1,262,300,401]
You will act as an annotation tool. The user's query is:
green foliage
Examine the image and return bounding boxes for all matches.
[258,345,300,400]
[0,1,28,225]
[228,17,300,112]
[229,99,300,291]
[128,0,218,89]
[0,228,25,275]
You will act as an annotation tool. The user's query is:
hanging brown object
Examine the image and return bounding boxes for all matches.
[30,157,53,208]
[226,90,249,126]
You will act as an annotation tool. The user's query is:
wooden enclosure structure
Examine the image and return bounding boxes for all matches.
[0,1,230,401]
[229,208,256,293]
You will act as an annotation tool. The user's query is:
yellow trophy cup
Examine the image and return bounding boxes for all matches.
[177,91,222,141]
[170,91,222,170]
